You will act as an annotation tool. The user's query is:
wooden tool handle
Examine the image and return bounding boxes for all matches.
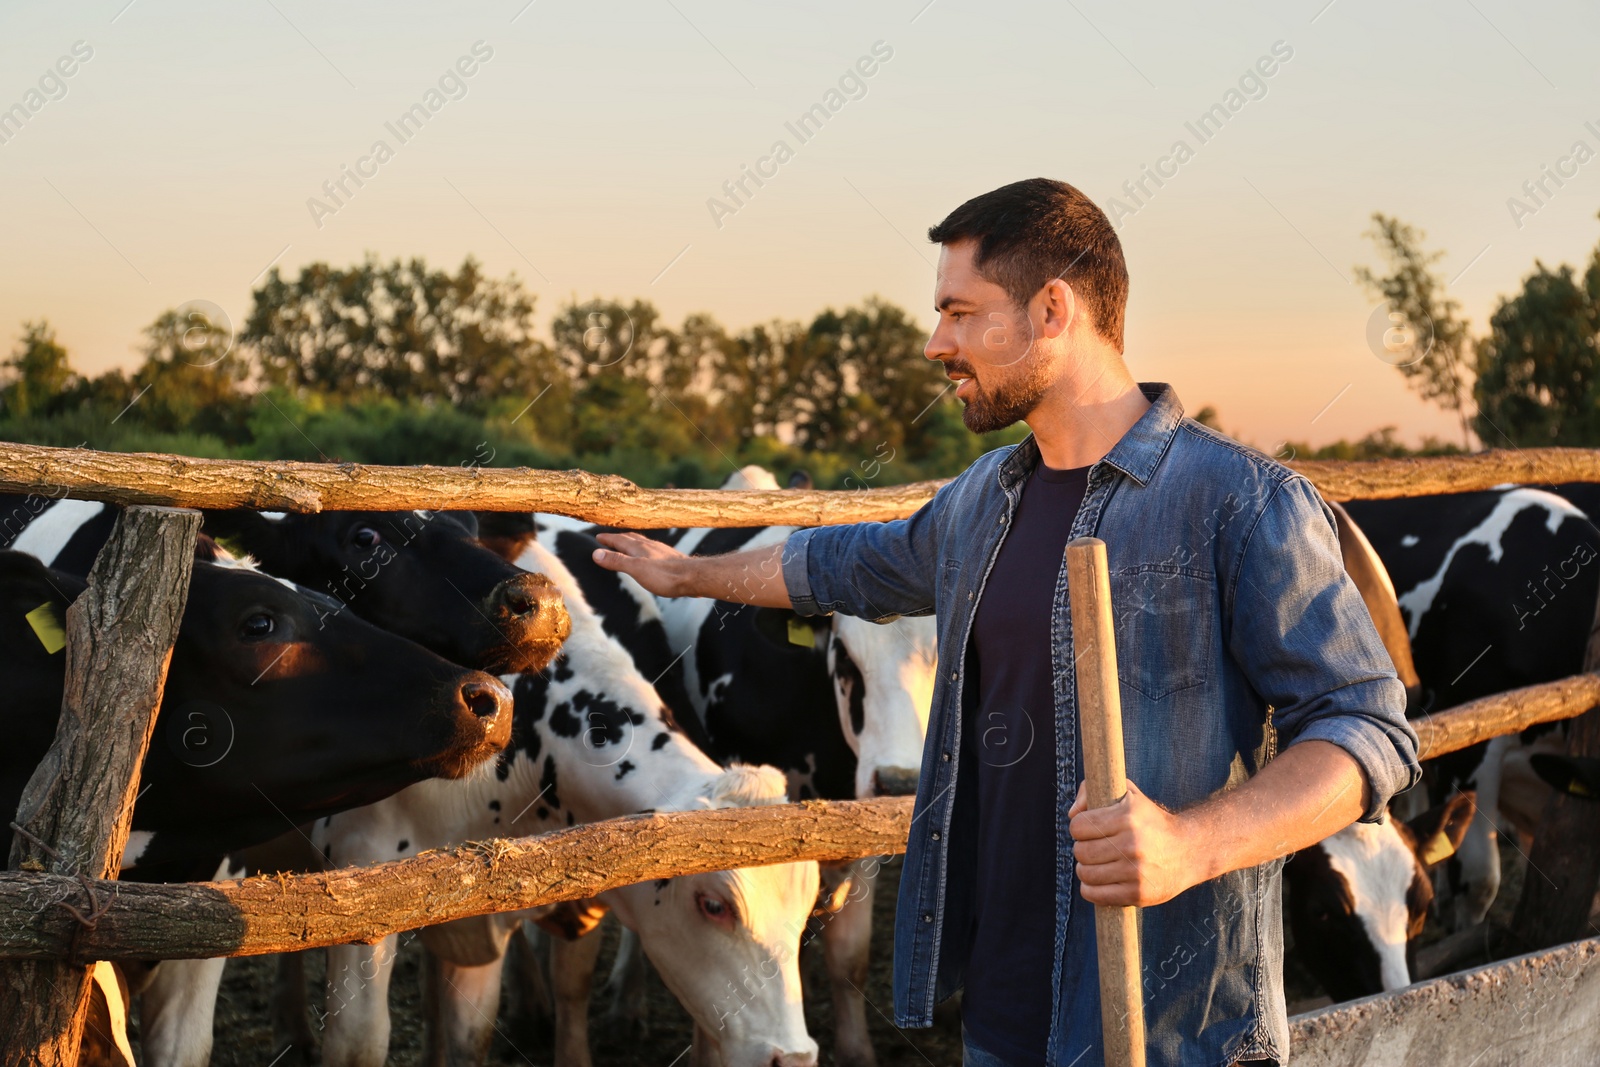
[1066,536,1147,1067]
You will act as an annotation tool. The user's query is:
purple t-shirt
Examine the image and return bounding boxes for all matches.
[962,460,1090,1066]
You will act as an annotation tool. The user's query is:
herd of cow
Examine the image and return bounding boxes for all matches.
[2,460,1597,1067]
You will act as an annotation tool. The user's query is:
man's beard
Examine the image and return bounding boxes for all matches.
[958,359,1052,434]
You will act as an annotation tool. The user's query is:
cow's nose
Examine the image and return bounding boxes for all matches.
[461,678,511,720]
[492,573,555,620]
[770,1052,817,1067]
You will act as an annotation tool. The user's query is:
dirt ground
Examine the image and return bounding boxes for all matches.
[150,838,1530,1066]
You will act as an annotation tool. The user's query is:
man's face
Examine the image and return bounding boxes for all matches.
[924,239,1052,434]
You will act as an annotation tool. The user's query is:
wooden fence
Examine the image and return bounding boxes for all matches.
[3,440,1600,1064]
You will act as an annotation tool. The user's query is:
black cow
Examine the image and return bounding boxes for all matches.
[0,549,512,882]
[198,508,570,674]
[0,495,571,677]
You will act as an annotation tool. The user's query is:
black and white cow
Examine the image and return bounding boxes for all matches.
[308,536,821,1067]
[1286,790,1475,1001]
[529,465,935,1067]
[1343,485,1599,928]
[1272,499,1472,1002]
[0,548,512,879]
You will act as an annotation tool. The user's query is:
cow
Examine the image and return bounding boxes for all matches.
[0,495,572,677]
[1342,485,1599,928]
[1533,752,1600,798]
[525,466,935,1067]
[0,548,512,880]
[307,536,821,1067]
[1272,498,1474,1002]
[198,506,570,674]
[1285,790,1476,1001]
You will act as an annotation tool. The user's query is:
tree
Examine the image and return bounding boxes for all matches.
[1,322,77,418]
[1355,215,1476,447]
[1473,235,1600,446]
[244,256,558,410]
[126,308,251,440]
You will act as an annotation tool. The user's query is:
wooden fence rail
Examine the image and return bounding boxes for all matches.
[0,665,1593,965]
[6,442,1600,523]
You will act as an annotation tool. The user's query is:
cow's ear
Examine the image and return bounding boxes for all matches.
[438,511,480,538]
[753,606,829,651]
[1531,754,1600,799]
[1406,790,1476,868]
[201,509,289,559]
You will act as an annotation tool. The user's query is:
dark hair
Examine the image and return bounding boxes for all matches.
[927,178,1129,352]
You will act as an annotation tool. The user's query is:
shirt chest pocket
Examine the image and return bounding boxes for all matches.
[1109,567,1213,700]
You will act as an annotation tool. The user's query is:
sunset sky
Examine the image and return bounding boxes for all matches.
[2,0,1596,451]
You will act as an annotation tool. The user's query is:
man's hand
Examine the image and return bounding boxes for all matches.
[1067,741,1370,908]
[592,532,692,598]
[1068,780,1202,908]
[592,532,794,608]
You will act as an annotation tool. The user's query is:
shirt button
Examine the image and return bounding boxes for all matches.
[931,831,941,841]
[949,670,958,681]
[942,752,951,761]
[967,590,974,601]
[923,913,934,923]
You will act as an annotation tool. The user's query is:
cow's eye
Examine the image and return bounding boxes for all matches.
[349,525,382,550]
[696,892,733,924]
[239,613,275,640]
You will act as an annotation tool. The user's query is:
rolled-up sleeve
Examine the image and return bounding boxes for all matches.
[1228,476,1421,821]
[782,487,946,621]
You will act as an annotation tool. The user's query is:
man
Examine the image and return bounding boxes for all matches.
[594,178,1420,1067]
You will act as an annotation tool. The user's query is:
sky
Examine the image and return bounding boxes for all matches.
[1,0,1597,452]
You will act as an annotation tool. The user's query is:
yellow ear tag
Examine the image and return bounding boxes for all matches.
[787,618,813,647]
[1419,829,1456,867]
[26,602,66,654]
[1570,779,1593,798]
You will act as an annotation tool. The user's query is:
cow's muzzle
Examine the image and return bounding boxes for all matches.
[486,572,571,672]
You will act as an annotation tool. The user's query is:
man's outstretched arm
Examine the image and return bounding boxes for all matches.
[592,532,792,607]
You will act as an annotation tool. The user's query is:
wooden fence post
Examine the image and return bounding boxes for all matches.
[1067,537,1147,1067]
[1509,580,1600,954]
[0,506,200,1066]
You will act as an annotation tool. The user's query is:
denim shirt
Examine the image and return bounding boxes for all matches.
[782,383,1420,1067]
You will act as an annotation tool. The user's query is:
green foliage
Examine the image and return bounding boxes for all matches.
[8,249,1460,488]
[1473,236,1600,446]
[1278,425,1465,461]
[1,322,77,418]
[1355,215,1476,446]
[243,255,560,410]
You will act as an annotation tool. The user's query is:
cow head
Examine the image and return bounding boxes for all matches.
[132,558,513,869]
[754,607,936,799]
[1531,753,1600,799]
[606,766,820,1067]
[201,509,570,674]
[1286,791,1475,1001]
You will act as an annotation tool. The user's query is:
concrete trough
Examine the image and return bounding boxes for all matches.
[1289,936,1600,1066]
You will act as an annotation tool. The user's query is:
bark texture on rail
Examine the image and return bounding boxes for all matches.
[0,441,945,524]
[0,506,199,1067]
[0,797,912,962]
[1296,447,1600,501]
[1410,673,1600,761]
[6,441,1600,522]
